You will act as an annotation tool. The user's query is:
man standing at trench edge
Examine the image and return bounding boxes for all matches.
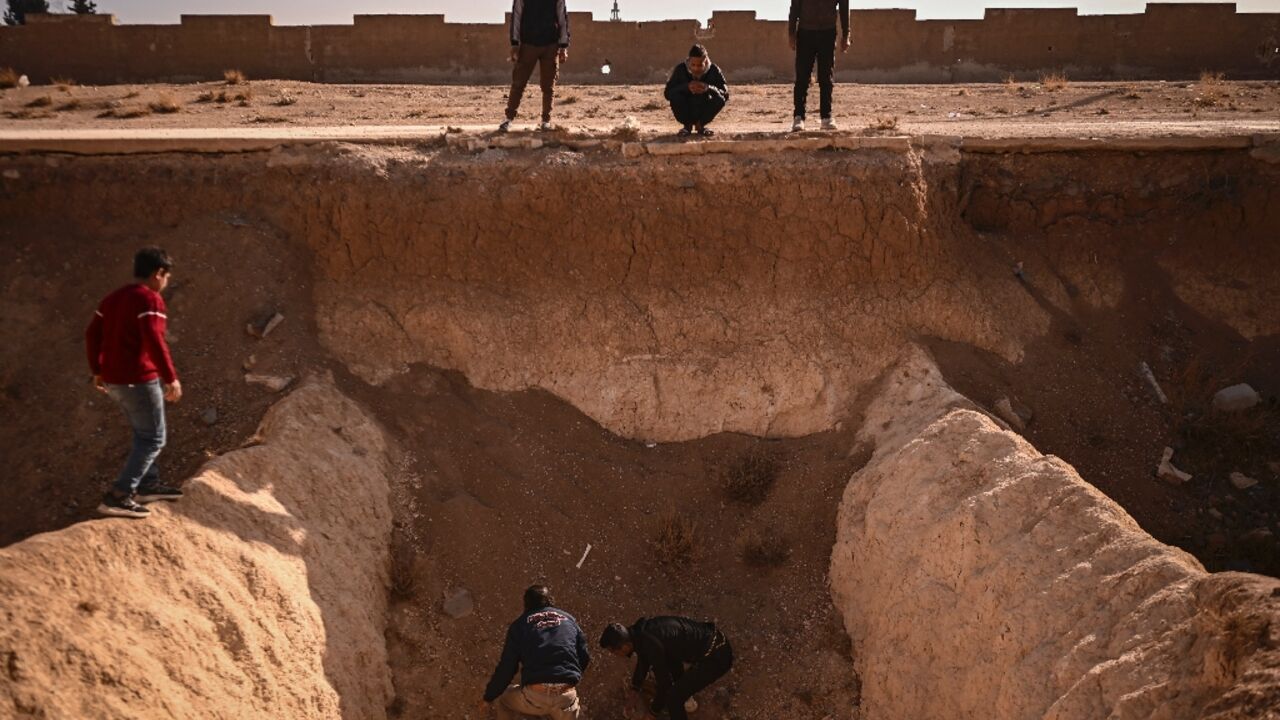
[789,0,851,131]
[500,0,571,132]
[85,247,184,519]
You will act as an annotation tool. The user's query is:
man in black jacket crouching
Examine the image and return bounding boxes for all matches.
[664,44,730,137]
[480,585,591,719]
[600,616,733,720]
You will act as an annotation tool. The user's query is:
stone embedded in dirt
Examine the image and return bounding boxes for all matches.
[1241,527,1274,545]
[1230,471,1259,490]
[243,354,257,371]
[1209,508,1225,520]
[1211,383,1261,413]
[17,74,29,88]
[993,397,1029,432]
[1268,460,1280,477]
[2,169,19,180]
[245,373,294,393]
[246,312,285,339]
[201,407,218,425]
[1156,446,1192,484]
[442,588,474,619]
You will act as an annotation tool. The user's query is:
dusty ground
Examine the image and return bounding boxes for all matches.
[2,78,1278,137]
[347,365,866,719]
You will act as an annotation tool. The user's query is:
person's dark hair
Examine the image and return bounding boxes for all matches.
[688,44,708,59]
[599,622,630,649]
[133,247,173,279]
[523,584,555,612]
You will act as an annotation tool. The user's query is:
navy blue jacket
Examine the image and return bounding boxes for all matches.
[483,606,591,702]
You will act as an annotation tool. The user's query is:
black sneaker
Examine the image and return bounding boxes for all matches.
[97,493,150,519]
[135,483,183,503]
[677,126,692,137]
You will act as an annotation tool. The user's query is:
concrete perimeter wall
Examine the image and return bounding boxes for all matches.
[1,4,1278,85]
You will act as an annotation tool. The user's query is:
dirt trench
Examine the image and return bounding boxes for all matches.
[0,140,1277,718]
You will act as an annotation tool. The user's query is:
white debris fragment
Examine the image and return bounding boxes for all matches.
[1212,384,1260,413]
[576,543,593,569]
[1156,447,1192,484]
[1229,472,1259,490]
[1138,362,1168,404]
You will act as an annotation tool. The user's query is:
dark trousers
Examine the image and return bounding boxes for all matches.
[670,92,725,129]
[794,28,837,119]
[506,43,559,122]
[664,640,733,720]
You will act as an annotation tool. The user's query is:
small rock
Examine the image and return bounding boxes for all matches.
[1208,508,1224,520]
[17,74,29,88]
[2,169,19,180]
[1241,527,1273,545]
[246,312,285,339]
[244,373,294,393]
[201,407,219,425]
[1156,446,1192,484]
[1212,383,1261,413]
[242,354,257,371]
[994,397,1027,432]
[1229,471,1259,490]
[1268,460,1280,477]
[442,588,474,619]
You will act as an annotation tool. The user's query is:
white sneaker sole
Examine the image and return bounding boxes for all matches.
[135,493,182,504]
[97,503,150,519]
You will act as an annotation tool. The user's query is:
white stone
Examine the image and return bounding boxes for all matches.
[1157,447,1193,484]
[994,397,1026,432]
[245,373,294,393]
[1212,383,1261,413]
[442,588,474,619]
[1230,471,1259,490]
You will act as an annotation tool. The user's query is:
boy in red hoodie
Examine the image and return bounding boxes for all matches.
[85,247,184,518]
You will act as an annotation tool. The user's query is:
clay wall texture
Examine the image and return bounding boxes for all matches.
[1,4,1278,85]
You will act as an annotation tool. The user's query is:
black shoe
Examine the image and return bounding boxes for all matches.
[697,127,715,137]
[677,126,692,137]
[135,483,183,503]
[97,493,150,519]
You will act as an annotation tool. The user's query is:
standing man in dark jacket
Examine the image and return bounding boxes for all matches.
[664,44,730,137]
[481,585,591,719]
[600,616,733,720]
[85,247,184,519]
[500,0,571,132]
[789,0,850,131]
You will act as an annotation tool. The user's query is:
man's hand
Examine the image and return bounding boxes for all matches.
[689,81,707,94]
[840,34,851,52]
[509,46,519,63]
[164,379,183,403]
[92,374,107,394]
[789,34,797,51]
[557,47,569,63]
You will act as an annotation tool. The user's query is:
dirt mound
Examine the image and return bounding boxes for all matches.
[0,378,394,719]
[831,349,1280,719]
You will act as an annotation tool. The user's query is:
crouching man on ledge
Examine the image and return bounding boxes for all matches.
[480,585,591,719]
[600,616,734,720]
[665,44,730,137]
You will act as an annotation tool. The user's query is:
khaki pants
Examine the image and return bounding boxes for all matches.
[494,684,582,720]
[506,44,560,122]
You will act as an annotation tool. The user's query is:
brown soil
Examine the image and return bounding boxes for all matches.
[344,365,866,719]
[2,79,1278,137]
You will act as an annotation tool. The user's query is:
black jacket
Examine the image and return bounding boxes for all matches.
[483,607,591,702]
[664,62,729,105]
[628,616,720,713]
[510,0,570,47]
[789,0,850,36]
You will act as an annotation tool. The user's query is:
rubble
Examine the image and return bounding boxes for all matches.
[1156,447,1192,484]
[1212,383,1261,412]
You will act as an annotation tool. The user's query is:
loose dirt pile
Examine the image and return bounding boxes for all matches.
[0,378,394,719]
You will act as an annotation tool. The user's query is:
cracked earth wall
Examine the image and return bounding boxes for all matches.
[0,378,394,719]
[832,348,1280,720]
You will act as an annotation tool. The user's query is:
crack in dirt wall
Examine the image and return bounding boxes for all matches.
[0,378,394,719]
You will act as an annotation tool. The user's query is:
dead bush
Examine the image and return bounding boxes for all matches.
[651,512,698,568]
[97,106,152,119]
[722,448,779,505]
[560,94,579,105]
[224,69,248,85]
[637,99,664,111]
[0,67,19,89]
[54,98,82,112]
[862,115,900,135]
[25,95,52,108]
[234,87,255,106]
[1039,72,1068,91]
[148,94,181,114]
[740,526,791,568]
[389,542,418,599]
[50,77,75,91]
[273,93,298,107]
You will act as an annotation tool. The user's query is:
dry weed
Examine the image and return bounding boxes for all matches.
[50,77,75,91]
[123,90,140,99]
[97,106,153,119]
[389,541,418,599]
[273,94,298,107]
[740,526,791,568]
[0,67,19,89]
[54,98,82,112]
[651,512,698,568]
[722,448,779,505]
[1039,72,1068,91]
[863,115,900,135]
[234,87,255,106]
[637,100,664,112]
[223,69,248,85]
[560,94,579,105]
[148,94,181,114]
[25,95,53,108]
[195,90,217,103]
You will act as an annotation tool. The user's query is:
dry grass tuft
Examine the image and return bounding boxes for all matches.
[722,448,779,505]
[50,77,75,92]
[234,87,255,106]
[25,95,53,108]
[389,540,418,599]
[223,69,248,85]
[637,100,664,112]
[123,90,141,99]
[862,115,900,135]
[651,512,698,568]
[97,106,153,119]
[55,98,83,112]
[1039,72,1069,91]
[740,526,792,568]
[273,93,298,107]
[195,89,217,103]
[0,67,19,89]
[148,94,181,114]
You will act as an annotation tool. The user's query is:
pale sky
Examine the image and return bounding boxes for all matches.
[49,0,1280,25]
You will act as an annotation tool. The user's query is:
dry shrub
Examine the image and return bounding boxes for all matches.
[25,95,53,108]
[651,512,698,568]
[234,87,255,106]
[273,93,298,107]
[195,90,217,103]
[560,94,579,105]
[1039,72,1068,91]
[740,526,791,568]
[123,90,140,99]
[610,93,627,101]
[863,115,900,135]
[0,67,19,89]
[50,77,75,91]
[1193,71,1228,108]
[389,541,418,599]
[722,448,779,505]
[148,94,181,114]
[55,98,82,112]
[97,106,152,119]
[638,99,664,111]
[223,69,248,85]
[1220,613,1271,675]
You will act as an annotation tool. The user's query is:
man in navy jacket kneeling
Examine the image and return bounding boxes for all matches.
[480,585,591,719]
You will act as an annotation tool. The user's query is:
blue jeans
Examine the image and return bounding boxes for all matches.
[105,379,166,495]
